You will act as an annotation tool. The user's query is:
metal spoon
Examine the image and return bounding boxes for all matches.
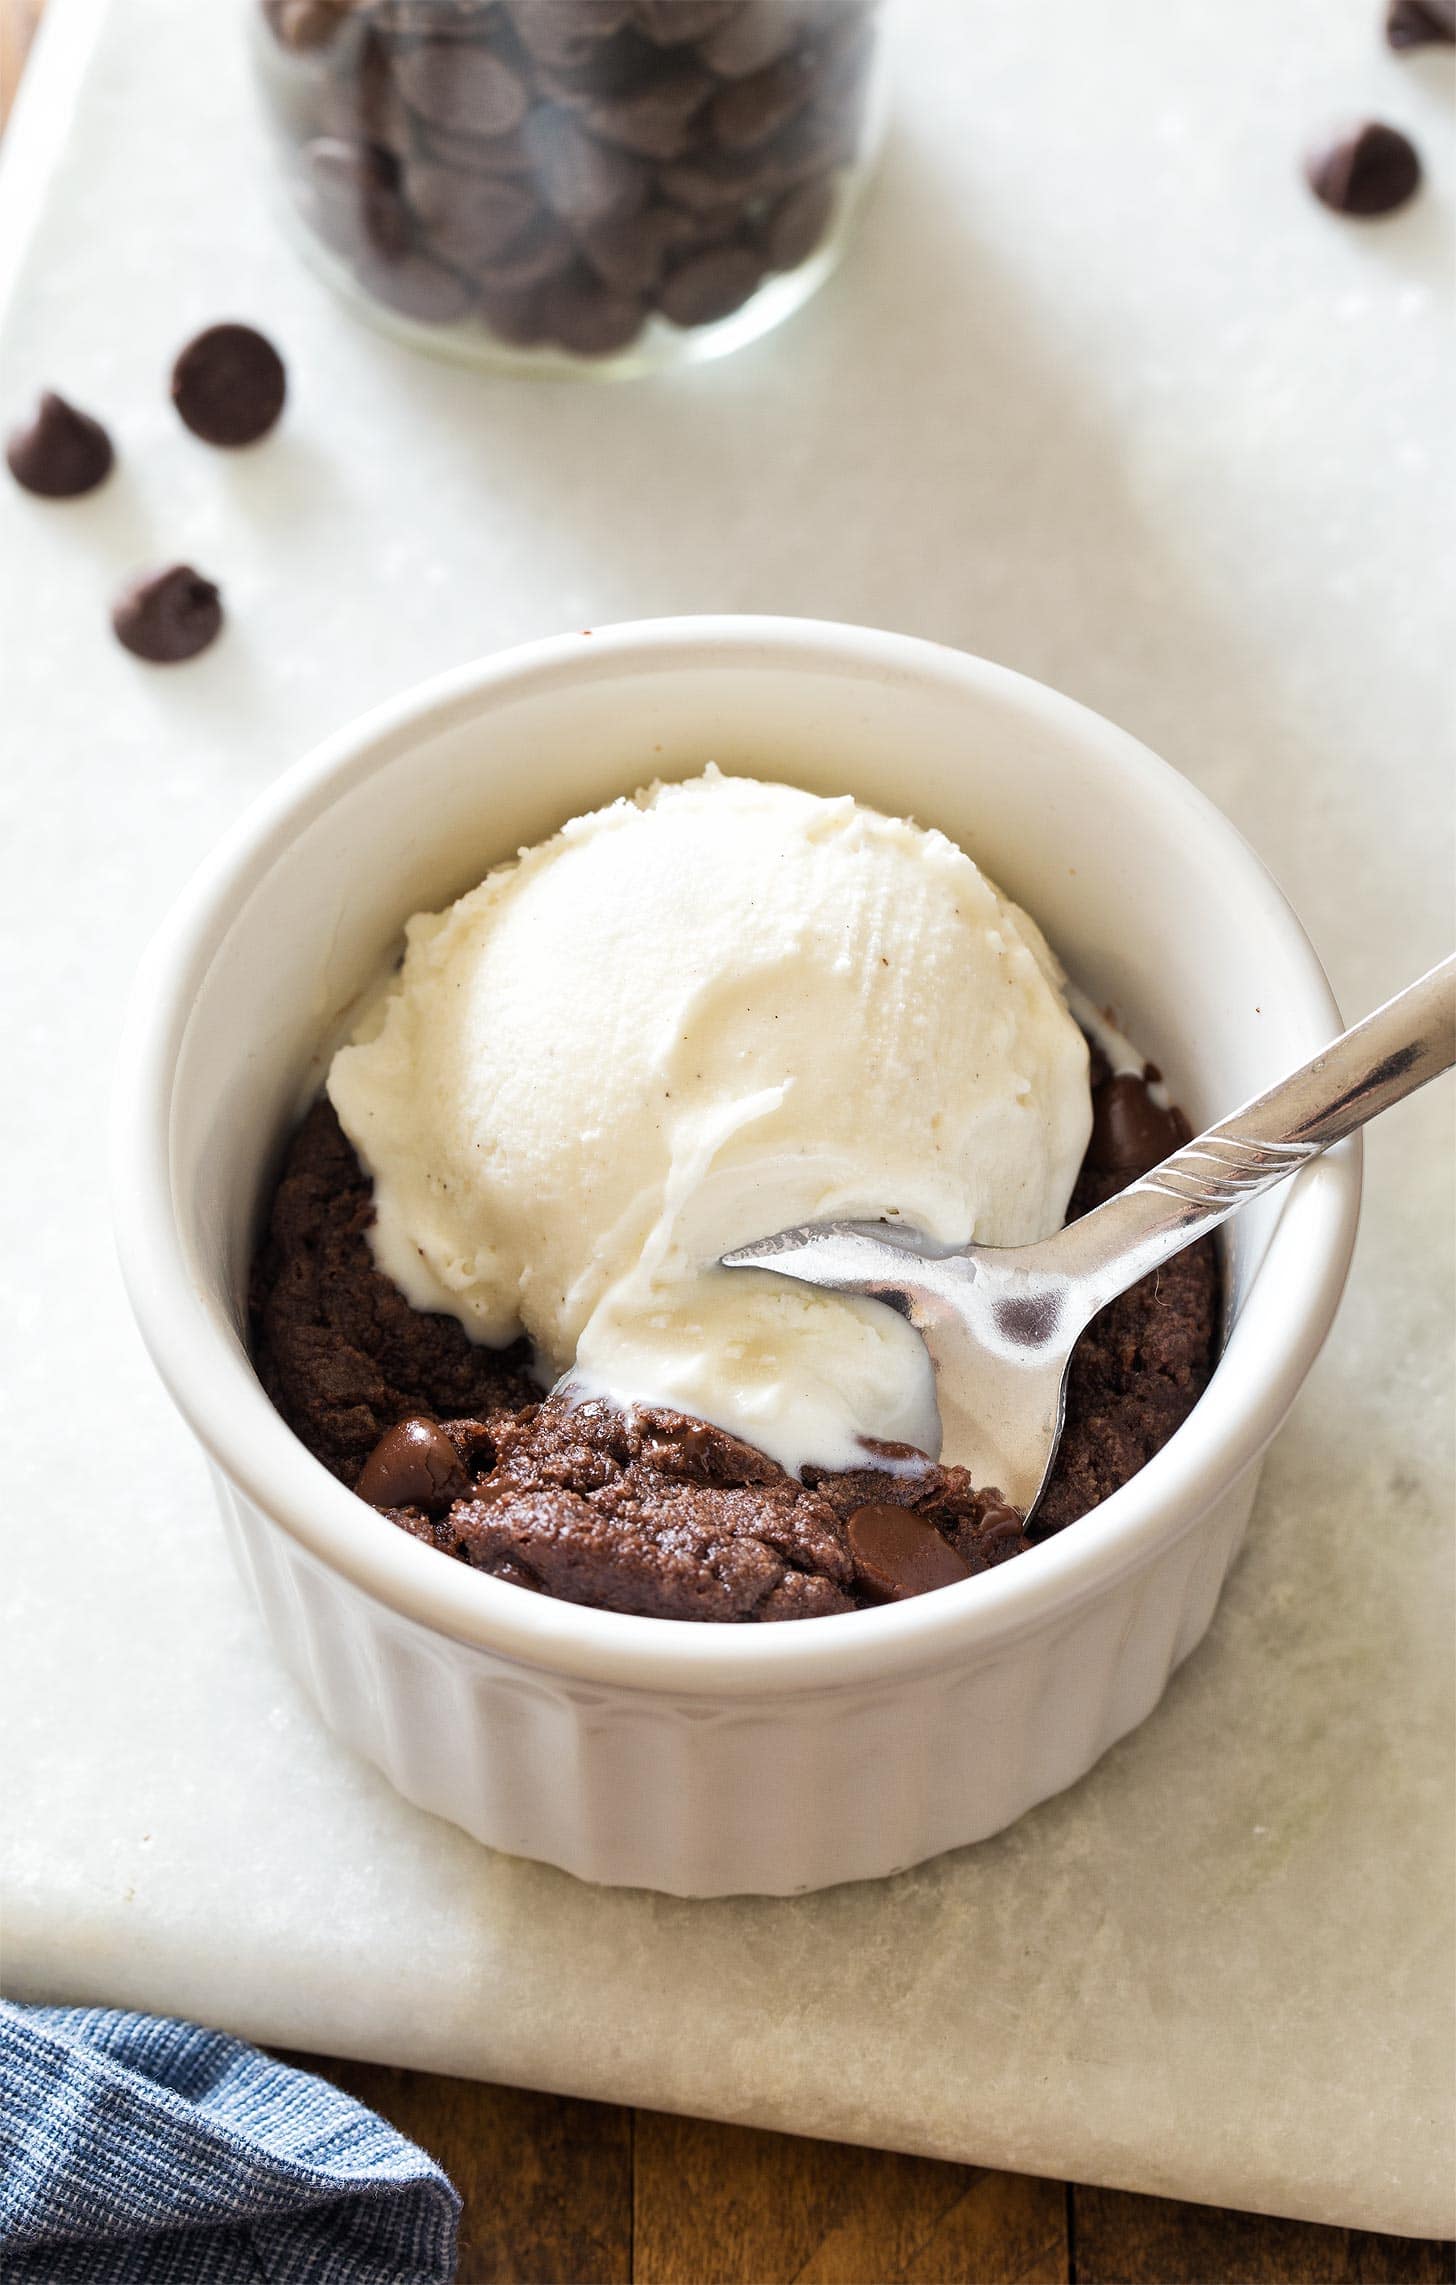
[722,955,1455,1518]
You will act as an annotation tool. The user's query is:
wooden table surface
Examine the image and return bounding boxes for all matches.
[4,8,1453,2279]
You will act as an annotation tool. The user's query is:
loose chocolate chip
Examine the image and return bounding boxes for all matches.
[522,104,649,220]
[847,1503,971,1602]
[171,324,287,448]
[709,51,815,151]
[357,246,477,321]
[656,241,764,323]
[1386,0,1454,44]
[578,60,713,158]
[394,38,530,136]
[111,566,223,664]
[404,163,539,262]
[5,391,114,498]
[539,260,645,351]
[1305,120,1421,216]
[700,0,798,79]
[357,1415,472,1511]
[1086,1075,1189,1176]
[760,171,833,269]
[632,0,738,43]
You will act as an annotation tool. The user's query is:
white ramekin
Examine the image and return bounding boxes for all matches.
[112,618,1360,1897]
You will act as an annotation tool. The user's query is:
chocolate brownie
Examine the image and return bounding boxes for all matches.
[250,1063,1220,1619]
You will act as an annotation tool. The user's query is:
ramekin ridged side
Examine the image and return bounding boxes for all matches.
[212,1461,1260,1895]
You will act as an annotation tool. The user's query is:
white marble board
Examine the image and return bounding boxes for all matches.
[0,0,1452,2239]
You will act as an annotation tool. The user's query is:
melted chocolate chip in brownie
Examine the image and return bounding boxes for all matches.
[250,1060,1220,1620]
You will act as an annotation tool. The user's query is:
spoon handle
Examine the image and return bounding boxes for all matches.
[1048,953,1456,1314]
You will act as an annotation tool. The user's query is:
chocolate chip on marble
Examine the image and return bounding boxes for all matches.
[759,171,833,268]
[708,51,815,151]
[111,566,224,664]
[394,37,530,135]
[1305,120,1421,216]
[631,0,740,45]
[171,324,287,448]
[656,240,763,323]
[404,162,539,262]
[577,58,713,157]
[356,1415,472,1511]
[1086,1075,1188,1177]
[358,246,477,321]
[5,391,114,498]
[522,104,649,220]
[1386,0,1455,45]
[538,260,646,351]
[847,1503,971,1602]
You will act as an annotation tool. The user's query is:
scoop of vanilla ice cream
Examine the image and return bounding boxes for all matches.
[327,769,1091,1475]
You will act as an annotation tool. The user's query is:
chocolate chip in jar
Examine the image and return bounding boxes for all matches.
[707,49,817,152]
[505,0,634,75]
[394,35,531,136]
[698,0,799,78]
[577,200,695,291]
[1386,0,1455,44]
[302,137,415,261]
[655,240,764,325]
[572,57,714,159]
[262,0,358,52]
[403,163,540,264]
[537,260,647,353]
[630,0,740,46]
[521,104,650,222]
[758,171,834,270]
[357,245,478,321]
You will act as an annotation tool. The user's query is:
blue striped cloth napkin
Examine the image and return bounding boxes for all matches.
[0,2002,460,2283]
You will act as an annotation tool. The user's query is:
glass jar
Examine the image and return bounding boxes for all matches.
[252,0,887,373]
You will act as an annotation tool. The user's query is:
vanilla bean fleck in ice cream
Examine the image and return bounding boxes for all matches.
[326,768,1092,1474]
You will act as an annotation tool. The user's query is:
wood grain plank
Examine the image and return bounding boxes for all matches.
[281,2055,633,2285]
[634,2111,1066,2285]
[1,0,44,128]
[1071,2186,1455,2285]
